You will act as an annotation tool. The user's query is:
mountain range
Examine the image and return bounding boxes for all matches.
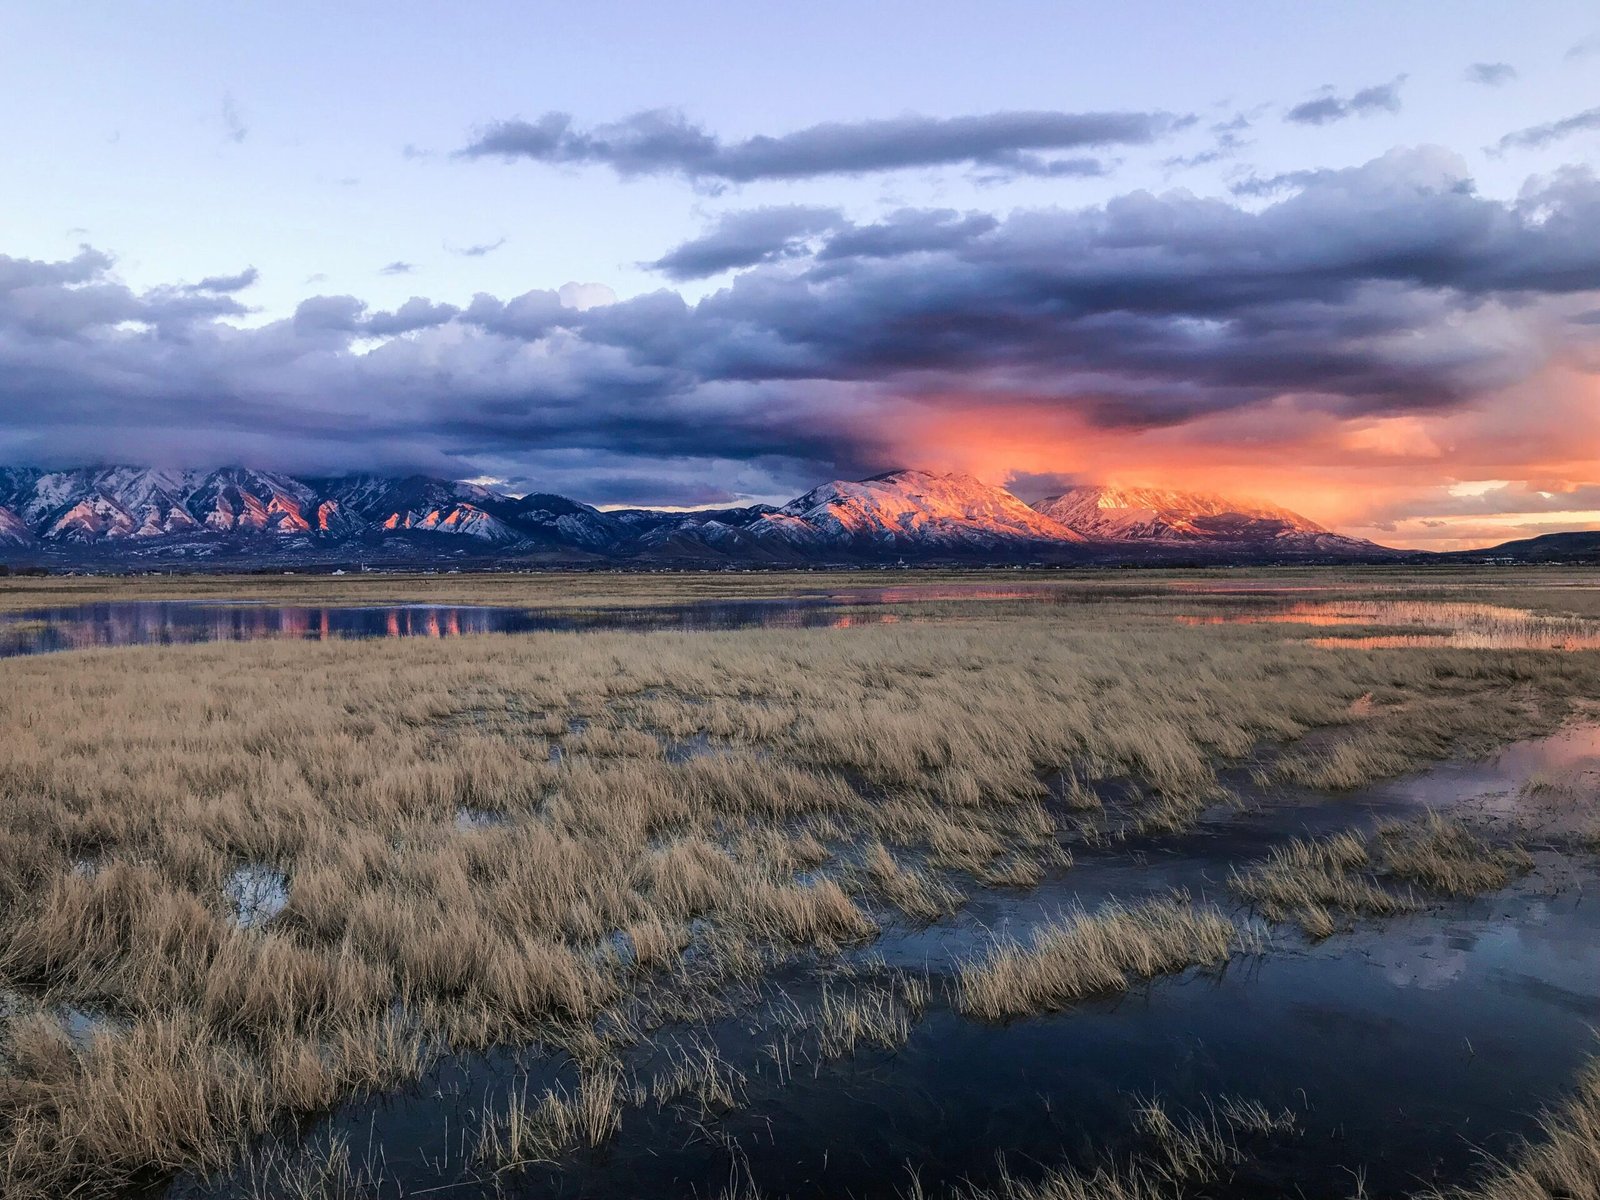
[0,464,1549,567]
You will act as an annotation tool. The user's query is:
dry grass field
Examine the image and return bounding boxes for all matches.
[0,571,1597,1197]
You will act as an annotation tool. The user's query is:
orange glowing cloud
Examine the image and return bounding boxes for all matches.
[872,364,1600,551]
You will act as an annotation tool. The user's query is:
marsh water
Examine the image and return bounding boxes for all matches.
[8,584,1600,657]
[164,721,1600,1200]
[0,589,1033,655]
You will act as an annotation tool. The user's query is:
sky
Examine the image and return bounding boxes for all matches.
[1,1,1599,548]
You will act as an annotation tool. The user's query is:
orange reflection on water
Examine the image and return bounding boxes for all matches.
[1181,599,1600,651]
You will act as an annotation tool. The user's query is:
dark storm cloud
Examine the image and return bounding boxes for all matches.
[0,247,247,339]
[1464,62,1517,86]
[1229,168,1340,197]
[646,206,844,280]
[0,247,113,289]
[1493,106,1600,153]
[969,154,1106,183]
[457,108,1189,183]
[1285,77,1405,125]
[292,294,366,334]
[2,148,1599,503]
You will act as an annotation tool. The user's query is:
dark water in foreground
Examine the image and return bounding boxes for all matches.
[167,724,1600,1200]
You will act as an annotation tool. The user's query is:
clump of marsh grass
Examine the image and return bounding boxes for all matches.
[1376,813,1534,896]
[1228,832,1415,939]
[646,1039,746,1113]
[237,1132,386,1200]
[771,969,931,1063]
[1231,814,1532,937]
[1273,729,1421,791]
[862,842,966,920]
[473,1065,625,1172]
[957,896,1246,1020]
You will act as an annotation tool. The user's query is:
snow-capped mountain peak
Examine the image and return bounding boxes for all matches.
[1033,483,1375,551]
[763,469,1085,550]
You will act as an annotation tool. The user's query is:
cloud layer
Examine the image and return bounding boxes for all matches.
[458,108,1188,183]
[2,149,1598,527]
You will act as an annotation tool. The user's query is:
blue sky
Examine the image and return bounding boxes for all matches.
[6,1,1595,313]
[2,2,1599,544]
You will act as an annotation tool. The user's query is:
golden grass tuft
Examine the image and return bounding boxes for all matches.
[1228,832,1414,939]
[1377,812,1535,896]
[1231,814,1532,938]
[474,1065,625,1171]
[957,897,1245,1020]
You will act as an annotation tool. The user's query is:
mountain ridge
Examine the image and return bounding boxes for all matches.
[0,464,1429,566]
[1031,483,1377,556]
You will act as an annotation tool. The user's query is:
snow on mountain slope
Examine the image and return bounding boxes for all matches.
[1034,484,1381,552]
[48,495,141,541]
[756,469,1085,551]
[0,467,631,554]
[0,506,34,545]
[0,464,1393,563]
[318,475,532,543]
[382,503,519,542]
[505,493,631,548]
[185,468,318,534]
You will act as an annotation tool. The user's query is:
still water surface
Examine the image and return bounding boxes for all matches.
[0,597,887,656]
[7,587,1600,656]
